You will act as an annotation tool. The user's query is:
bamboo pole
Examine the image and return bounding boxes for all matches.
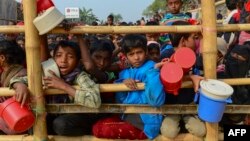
[49,24,250,33]
[2,24,250,34]
[201,0,219,141]
[46,104,250,114]
[22,0,47,140]
[0,77,250,96]
[0,25,24,33]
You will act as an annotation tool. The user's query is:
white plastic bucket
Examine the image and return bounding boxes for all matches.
[33,7,64,35]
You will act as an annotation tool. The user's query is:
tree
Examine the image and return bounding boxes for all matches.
[79,7,99,25]
[142,0,166,18]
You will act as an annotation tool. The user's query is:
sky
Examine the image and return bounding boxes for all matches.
[17,0,154,23]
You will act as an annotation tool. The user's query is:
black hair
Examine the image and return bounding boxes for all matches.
[148,43,160,52]
[185,12,192,18]
[146,21,159,25]
[0,40,25,65]
[53,40,81,60]
[225,0,245,11]
[16,35,25,42]
[119,22,128,26]
[92,21,98,26]
[121,34,147,54]
[90,38,114,56]
[48,43,57,52]
[226,0,237,10]
[169,21,191,47]
[107,14,114,21]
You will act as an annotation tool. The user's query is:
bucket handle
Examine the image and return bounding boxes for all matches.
[194,90,232,104]
[225,97,232,103]
[194,91,200,104]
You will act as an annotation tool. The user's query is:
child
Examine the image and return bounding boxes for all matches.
[10,40,101,136]
[78,35,117,103]
[161,0,190,26]
[223,0,243,24]
[147,41,161,62]
[16,35,25,50]
[145,21,160,42]
[106,14,114,26]
[92,34,166,140]
[160,21,206,139]
[78,35,116,83]
[0,40,27,134]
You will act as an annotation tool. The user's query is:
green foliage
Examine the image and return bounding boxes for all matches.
[79,7,99,25]
[143,0,166,17]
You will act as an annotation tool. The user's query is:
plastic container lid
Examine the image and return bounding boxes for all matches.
[160,62,183,83]
[200,79,234,100]
[41,58,60,77]
[173,47,196,70]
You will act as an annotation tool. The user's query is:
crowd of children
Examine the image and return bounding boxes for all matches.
[0,0,250,139]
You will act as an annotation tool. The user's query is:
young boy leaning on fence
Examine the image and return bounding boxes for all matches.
[8,40,101,136]
[92,34,166,140]
[159,20,206,139]
[0,40,27,134]
[77,35,117,103]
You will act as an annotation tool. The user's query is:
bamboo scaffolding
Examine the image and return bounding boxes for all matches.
[2,24,250,34]
[201,0,219,141]
[22,0,47,141]
[0,0,247,141]
[0,78,249,96]
[45,104,250,114]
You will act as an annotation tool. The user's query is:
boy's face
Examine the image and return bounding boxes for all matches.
[107,17,113,25]
[183,33,196,51]
[148,49,160,62]
[54,46,78,76]
[146,34,160,42]
[91,50,111,71]
[167,0,182,14]
[126,47,147,68]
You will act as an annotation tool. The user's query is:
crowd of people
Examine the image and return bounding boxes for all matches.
[0,0,250,140]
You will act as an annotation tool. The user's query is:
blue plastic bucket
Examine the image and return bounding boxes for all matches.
[195,92,232,123]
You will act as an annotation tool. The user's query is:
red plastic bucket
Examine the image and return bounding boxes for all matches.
[171,47,196,73]
[160,62,183,95]
[0,97,35,132]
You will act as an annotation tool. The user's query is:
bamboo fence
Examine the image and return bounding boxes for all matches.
[1,78,250,96]
[2,24,250,34]
[22,0,47,140]
[0,0,248,141]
